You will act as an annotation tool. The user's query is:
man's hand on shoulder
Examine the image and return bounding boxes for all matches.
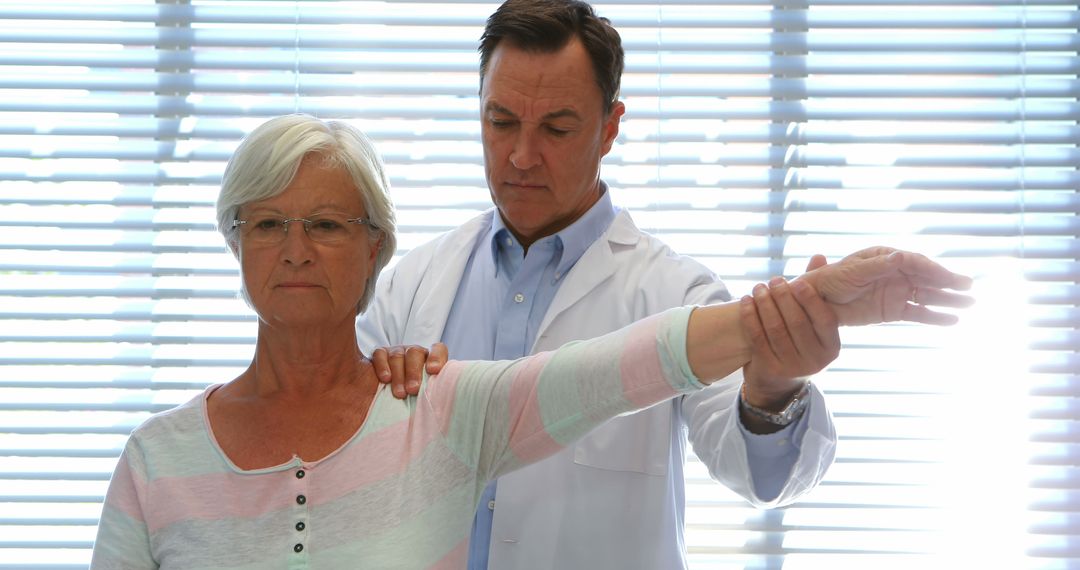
[370,343,449,399]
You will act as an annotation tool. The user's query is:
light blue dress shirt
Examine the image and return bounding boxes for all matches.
[444,188,806,570]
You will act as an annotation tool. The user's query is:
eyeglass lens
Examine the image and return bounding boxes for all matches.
[242,215,361,244]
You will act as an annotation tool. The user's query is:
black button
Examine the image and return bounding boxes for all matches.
[295,521,305,531]
[296,470,305,479]
[294,543,304,553]
[296,494,306,505]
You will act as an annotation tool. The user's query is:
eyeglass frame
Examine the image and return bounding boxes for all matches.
[230,214,379,244]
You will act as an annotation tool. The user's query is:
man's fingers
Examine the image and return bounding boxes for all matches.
[789,279,841,355]
[740,294,770,358]
[426,342,448,375]
[371,344,444,399]
[402,346,428,396]
[370,346,408,399]
[768,277,840,373]
[766,277,816,358]
[372,348,392,384]
[753,282,798,360]
[387,347,407,399]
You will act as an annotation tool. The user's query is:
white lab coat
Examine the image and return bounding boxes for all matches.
[358,207,837,570]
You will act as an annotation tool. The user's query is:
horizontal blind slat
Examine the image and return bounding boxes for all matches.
[3,6,1079,29]
[5,28,1079,52]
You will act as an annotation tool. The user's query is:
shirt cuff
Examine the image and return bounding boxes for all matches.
[738,400,811,459]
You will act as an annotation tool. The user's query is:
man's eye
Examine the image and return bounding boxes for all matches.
[254,219,283,231]
[546,126,571,136]
[489,119,514,129]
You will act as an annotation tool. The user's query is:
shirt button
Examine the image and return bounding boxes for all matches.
[487,500,496,511]
[296,469,305,479]
[296,521,306,531]
[294,543,304,553]
[513,293,524,303]
[296,494,306,505]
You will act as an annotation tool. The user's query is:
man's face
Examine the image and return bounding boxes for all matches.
[480,38,625,247]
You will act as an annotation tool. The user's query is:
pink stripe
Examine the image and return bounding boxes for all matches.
[309,407,447,501]
[428,537,468,569]
[148,394,452,532]
[104,454,146,523]
[146,469,294,532]
[619,314,677,406]
[422,361,466,435]
[506,351,562,463]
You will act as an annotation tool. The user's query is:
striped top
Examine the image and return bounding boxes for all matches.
[91,307,703,569]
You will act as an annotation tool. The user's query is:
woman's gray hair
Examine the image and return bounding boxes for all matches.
[216,113,397,314]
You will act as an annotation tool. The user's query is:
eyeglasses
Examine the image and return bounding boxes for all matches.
[231,213,378,245]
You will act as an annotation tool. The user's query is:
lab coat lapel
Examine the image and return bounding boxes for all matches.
[536,210,639,339]
[407,211,492,345]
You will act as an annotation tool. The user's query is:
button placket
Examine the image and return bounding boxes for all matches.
[293,467,310,556]
[494,239,553,359]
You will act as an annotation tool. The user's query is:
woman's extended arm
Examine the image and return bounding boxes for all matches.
[425,247,972,489]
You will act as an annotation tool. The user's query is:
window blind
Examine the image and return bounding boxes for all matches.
[0,1,1075,568]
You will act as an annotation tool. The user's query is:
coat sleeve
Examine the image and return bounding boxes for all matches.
[356,260,404,351]
[91,440,157,569]
[356,216,482,352]
[677,272,838,507]
[358,231,445,351]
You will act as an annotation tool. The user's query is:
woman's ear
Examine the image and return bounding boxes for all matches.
[369,233,383,263]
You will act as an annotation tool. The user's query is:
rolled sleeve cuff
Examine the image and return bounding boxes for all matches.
[739,400,811,459]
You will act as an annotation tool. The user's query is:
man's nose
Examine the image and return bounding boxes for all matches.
[509,130,541,170]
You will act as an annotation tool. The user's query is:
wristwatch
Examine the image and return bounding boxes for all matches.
[739,381,811,426]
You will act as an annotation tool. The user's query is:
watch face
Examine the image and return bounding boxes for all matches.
[774,385,810,424]
[781,393,810,422]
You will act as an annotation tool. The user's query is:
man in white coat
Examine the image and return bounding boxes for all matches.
[358,0,971,568]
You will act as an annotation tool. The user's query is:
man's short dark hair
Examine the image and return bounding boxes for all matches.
[479,0,624,114]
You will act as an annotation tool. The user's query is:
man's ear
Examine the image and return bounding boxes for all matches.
[600,100,625,157]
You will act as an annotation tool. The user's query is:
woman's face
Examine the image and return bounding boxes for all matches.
[234,154,380,331]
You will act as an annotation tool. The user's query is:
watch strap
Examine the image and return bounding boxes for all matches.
[739,381,811,426]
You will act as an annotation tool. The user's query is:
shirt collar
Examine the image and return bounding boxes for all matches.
[486,182,618,278]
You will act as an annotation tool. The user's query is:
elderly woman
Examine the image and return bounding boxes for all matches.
[91,114,972,569]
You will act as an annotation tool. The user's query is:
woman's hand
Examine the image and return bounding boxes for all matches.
[796,247,974,327]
